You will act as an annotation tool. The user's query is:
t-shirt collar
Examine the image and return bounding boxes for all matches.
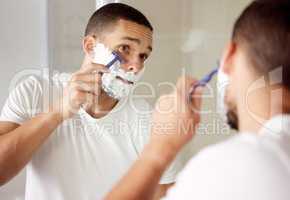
[259,114,290,136]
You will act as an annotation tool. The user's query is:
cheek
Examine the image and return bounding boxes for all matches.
[226,77,238,106]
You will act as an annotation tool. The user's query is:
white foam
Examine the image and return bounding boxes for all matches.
[92,43,144,99]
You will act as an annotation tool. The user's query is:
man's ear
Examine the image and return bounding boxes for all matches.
[82,35,97,55]
[220,41,237,75]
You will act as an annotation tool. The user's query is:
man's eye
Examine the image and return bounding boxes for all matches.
[140,54,148,61]
[118,45,130,54]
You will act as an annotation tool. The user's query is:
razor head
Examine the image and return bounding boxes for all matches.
[188,67,219,103]
[112,51,122,62]
[106,52,123,69]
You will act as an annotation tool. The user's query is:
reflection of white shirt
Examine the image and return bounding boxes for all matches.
[0,73,184,200]
[164,115,290,200]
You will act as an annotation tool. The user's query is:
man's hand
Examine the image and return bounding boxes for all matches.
[56,63,108,120]
[104,76,203,200]
[149,76,203,165]
[0,62,109,186]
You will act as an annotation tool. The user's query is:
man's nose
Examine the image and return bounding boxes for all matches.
[121,55,143,74]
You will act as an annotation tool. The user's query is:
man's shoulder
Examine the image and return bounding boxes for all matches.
[184,132,289,180]
[11,71,70,111]
[167,133,290,200]
[191,133,273,166]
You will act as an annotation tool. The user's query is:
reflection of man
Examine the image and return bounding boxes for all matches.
[0,3,183,199]
[106,1,290,199]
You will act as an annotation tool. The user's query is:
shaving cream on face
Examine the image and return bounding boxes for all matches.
[216,68,230,122]
[92,43,144,99]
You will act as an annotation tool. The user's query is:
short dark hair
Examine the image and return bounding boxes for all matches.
[85,3,153,37]
[232,0,290,88]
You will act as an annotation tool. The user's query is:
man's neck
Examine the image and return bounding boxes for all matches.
[238,87,290,133]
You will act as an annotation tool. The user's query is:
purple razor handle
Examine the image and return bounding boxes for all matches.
[188,67,219,102]
[106,52,123,69]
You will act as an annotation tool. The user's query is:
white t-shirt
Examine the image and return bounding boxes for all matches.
[0,73,184,200]
[163,115,290,200]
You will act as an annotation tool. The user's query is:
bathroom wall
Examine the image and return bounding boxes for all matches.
[49,0,95,72]
[0,0,48,199]
[0,0,95,199]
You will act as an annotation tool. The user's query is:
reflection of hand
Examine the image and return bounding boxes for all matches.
[150,76,203,163]
[103,77,202,200]
[55,63,109,120]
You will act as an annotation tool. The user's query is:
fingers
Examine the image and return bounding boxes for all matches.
[189,87,203,115]
[172,76,200,113]
[79,63,109,74]
[175,76,198,97]
[60,63,107,119]
[69,81,101,96]
[68,90,94,111]
[69,70,103,96]
[78,91,95,109]
[70,73,102,84]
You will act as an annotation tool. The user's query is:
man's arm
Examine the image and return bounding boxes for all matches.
[105,77,202,200]
[105,142,175,200]
[0,63,108,186]
[154,184,174,200]
[0,112,63,186]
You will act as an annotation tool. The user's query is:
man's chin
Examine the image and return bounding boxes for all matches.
[226,110,239,131]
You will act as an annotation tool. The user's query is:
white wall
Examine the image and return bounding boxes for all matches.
[0,0,48,199]
[0,0,48,106]
[49,0,95,72]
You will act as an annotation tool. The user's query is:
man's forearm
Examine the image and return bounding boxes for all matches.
[105,142,177,200]
[105,76,200,199]
[0,112,63,185]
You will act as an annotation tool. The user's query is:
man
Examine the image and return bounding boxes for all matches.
[105,1,290,199]
[0,3,182,200]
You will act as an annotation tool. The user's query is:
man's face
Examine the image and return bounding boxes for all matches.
[99,19,153,74]
[224,86,239,130]
[221,43,247,131]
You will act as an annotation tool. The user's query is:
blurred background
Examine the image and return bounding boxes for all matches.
[0,0,251,199]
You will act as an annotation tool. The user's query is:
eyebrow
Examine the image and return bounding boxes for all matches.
[121,36,153,52]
